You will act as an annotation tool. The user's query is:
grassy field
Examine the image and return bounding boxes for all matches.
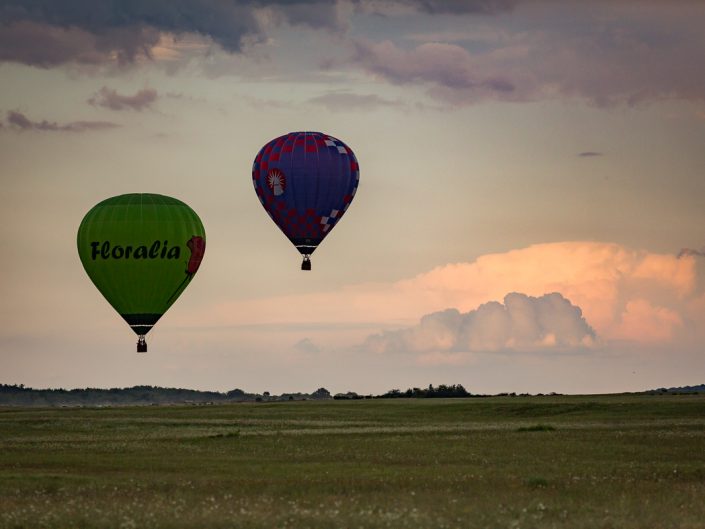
[1,394,704,528]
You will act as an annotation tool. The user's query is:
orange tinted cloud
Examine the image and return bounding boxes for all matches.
[191,241,701,346]
[393,242,697,341]
[611,299,683,343]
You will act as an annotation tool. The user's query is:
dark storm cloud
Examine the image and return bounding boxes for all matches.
[266,1,342,31]
[351,0,518,15]
[0,0,251,51]
[0,21,155,66]
[394,0,518,15]
[0,0,342,66]
[5,110,120,132]
[88,87,158,111]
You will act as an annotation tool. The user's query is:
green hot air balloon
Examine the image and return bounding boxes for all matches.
[77,194,206,352]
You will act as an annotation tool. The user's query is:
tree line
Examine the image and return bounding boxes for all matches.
[0,384,334,407]
[0,383,483,406]
[335,384,472,400]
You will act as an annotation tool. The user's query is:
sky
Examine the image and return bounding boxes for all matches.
[1,0,704,395]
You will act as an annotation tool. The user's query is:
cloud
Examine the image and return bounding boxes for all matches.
[0,20,162,67]
[190,241,703,348]
[348,4,705,106]
[392,242,698,342]
[357,0,518,16]
[308,91,401,111]
[578,151,603,157]
[678,247,705,258]
[293,338,321,353]
[5,1,704,111]
[350,39,516,102]
[364,292,596,355]
[405,27,508,44]
[259,2,342,32]
[609,299,682,343]
[88,87,158,111]
[402,0,518,15]
[5,110,119,132]
[0,0,344,67]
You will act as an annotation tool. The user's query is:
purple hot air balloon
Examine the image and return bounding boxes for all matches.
[252,132,360,270]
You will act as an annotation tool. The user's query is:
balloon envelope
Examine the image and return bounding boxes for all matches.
[77,194,206,343]
[252,131,359,267]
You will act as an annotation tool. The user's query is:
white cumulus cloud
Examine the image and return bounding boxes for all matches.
[364,292,596,355]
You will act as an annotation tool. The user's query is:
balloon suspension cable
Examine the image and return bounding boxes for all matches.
[137,335,147,353]
[301,255,311,271]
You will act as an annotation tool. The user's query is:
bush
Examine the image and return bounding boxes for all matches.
[516,424,556,432]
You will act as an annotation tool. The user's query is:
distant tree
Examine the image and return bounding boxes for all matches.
[311,388,332,400]
[334,392,362,400]
[226,389,245,398]
[376,384,471,399]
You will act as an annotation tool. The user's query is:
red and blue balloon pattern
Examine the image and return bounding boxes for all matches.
[252,131,359,261]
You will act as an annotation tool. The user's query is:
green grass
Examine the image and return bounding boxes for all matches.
[1,394,705,528]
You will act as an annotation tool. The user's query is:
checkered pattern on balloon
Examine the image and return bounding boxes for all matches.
[252,132,359,268]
